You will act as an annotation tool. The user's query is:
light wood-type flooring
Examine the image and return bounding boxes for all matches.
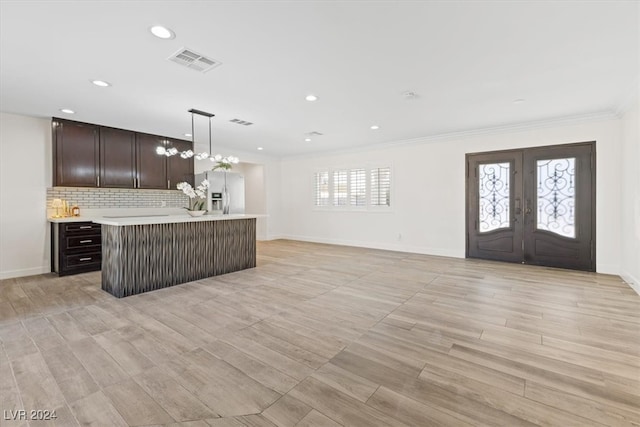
[1,240,639,426]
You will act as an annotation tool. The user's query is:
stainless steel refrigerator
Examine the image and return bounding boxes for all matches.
[195,171,245,214]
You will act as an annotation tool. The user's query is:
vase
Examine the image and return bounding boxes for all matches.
[187,210,206,217]
[222,184,230,215]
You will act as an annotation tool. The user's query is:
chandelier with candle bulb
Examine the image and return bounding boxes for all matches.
[156,109,239,166]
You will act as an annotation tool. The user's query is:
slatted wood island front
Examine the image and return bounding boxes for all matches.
[93,215,257,297]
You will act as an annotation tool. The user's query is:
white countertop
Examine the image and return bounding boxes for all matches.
[48,209,264,226]
[94,214,262,226]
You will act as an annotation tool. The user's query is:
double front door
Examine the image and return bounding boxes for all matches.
[466,142,595,271]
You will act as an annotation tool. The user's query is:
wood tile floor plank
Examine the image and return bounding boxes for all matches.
[0,240,637,426]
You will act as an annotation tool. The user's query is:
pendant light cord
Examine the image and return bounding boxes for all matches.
[191,112,195,146]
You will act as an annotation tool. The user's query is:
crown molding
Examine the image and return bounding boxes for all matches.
[613,75,639,117]
[282,110,619,161]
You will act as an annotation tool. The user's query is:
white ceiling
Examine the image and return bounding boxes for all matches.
[1,1,638,157]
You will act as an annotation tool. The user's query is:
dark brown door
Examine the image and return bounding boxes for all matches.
[467,151,524,263]
[467,142,595,272]
[167,139,194,189]
[522,143,595,271]
[53,119,99,187]
[136,133,167,189]
[99,128,136,188]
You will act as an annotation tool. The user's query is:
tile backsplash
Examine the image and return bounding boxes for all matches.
[47,187,188,209]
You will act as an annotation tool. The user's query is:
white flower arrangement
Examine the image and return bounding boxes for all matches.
[177,179,209,211]
[211,155,239,171]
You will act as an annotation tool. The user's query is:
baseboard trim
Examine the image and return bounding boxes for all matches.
[0,266,50,280]
[278,234,462,258]
[595,263,621,276]
[620,271,640,296]
[261,234,287,241]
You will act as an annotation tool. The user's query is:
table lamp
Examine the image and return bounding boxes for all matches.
[52,199,63,218]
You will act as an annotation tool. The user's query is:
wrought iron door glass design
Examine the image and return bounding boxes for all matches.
[479,162,510,232]
[536,158,576,238]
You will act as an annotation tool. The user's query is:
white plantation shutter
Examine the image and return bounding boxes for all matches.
[313,166,391,209]
[333,170,348,206]
[371,167,391,206]
[350,168,366,206]
[314,171,329,206]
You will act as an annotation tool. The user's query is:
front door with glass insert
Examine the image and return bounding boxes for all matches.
[466,142,595,271]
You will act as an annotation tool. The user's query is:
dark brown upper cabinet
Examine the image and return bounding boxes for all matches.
[52,118,194,190]
[136,133,168,189]
[167,139,194,189]
[53,119,99,187]
[99,127,136,188]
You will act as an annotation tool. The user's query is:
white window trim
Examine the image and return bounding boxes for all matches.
[369,164,393,211]
[312,164,393,212]
[312,169,331,210]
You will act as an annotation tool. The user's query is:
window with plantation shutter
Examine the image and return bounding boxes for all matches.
[350,168,366,206]
[314,171,329,206]
[333,170,348,206]
[371,167,391,206]
[313,166,391,210]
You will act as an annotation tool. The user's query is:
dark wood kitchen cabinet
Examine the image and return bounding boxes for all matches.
[52,118,194,189]
[167,138,194,188]
[136,133,168,189]
[51,221,102,276]
[53,119,99,187]
[100,127,136,188]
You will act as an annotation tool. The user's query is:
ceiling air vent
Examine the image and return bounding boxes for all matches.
[230,118,254,126]
[168,48,222,73]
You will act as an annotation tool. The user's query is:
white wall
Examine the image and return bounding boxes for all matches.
[0,113,52,279]
[620,102,640,293]
[243,163,268,240]
[280,117,624,275]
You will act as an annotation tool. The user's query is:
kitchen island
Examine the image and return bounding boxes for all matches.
[93,214,258,298]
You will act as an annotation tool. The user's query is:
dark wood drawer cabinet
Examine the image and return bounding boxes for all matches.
[52,222,102,276]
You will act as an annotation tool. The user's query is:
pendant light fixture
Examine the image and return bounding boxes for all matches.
[156,109,239,166]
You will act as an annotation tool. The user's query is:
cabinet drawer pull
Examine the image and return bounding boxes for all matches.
[80,240,92,243]
[79,257,92,261]
[79,226,92,229]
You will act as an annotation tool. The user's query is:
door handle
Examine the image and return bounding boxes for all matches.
[525,199,532,215]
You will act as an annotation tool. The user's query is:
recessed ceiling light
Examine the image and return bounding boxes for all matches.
[513,98,526,104]
[370,125,380,130]
[184,133,192,137]
[91,80,111,87]
[305,94,318,102]
[60,108,75,114]
[305,138,311,142]
[150,25,175,40]
[257,147,264,151]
